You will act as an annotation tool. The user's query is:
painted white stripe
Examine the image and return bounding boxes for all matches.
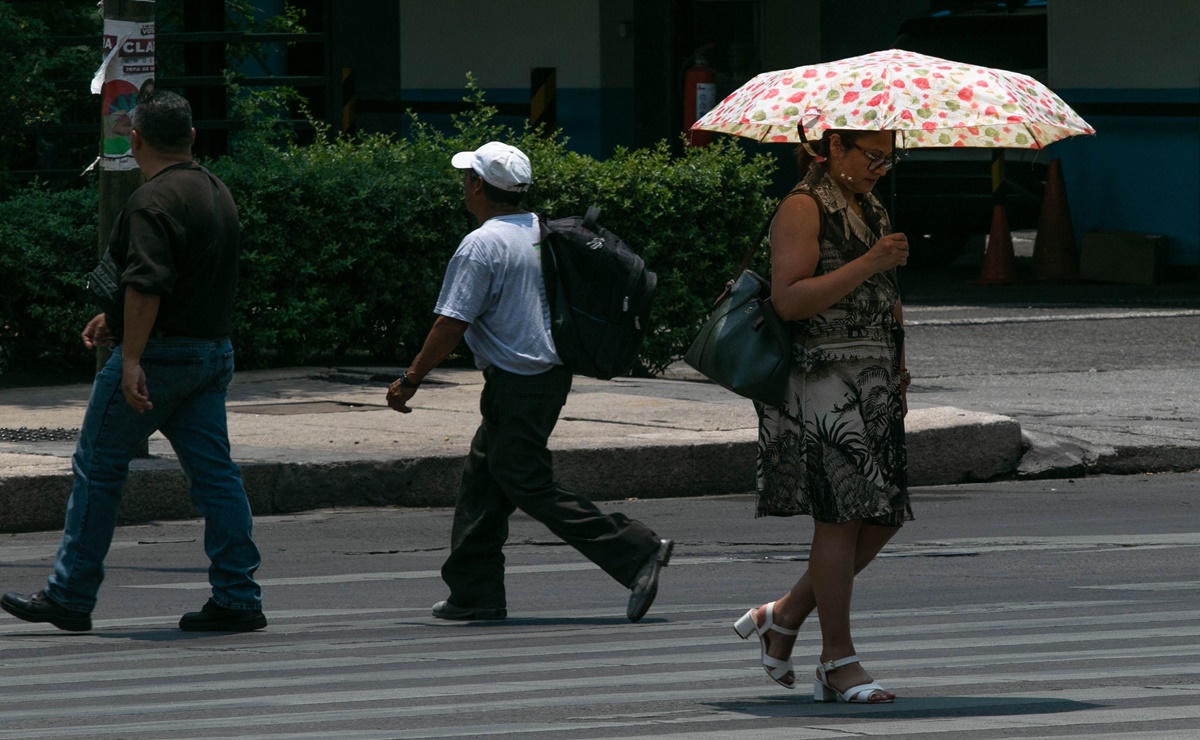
[1080,579,1200,591]
[11,648,1200,724]
[7,605,1200,683]
[610,700,1200,740]
[3,599,1198,740]
[4,594,1195,738]
[3,683,1200,740]
[907,309,1200,327]
[121,556,742,589]
[0,603,1187,672]
[120,531,1200,590]
[0,540,141,564]
[8,640,1200,707]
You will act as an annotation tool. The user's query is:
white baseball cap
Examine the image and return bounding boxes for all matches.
[451,141,532,192]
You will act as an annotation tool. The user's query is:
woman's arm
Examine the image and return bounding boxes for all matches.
[769,194,910,322]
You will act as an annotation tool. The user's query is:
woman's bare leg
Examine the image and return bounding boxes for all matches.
[758,521,899,696]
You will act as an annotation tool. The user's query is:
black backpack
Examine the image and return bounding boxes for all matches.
[539,208,657,379]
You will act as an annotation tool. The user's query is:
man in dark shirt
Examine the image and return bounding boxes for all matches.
[1,91,266,633]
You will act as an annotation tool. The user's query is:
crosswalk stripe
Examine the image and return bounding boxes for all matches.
[3,589,1200,737]
[118,536,1200,590]
[3,604,1198,681]
[8,638,1200,707]
[7,619,1200,690]
[4,683,1200,739]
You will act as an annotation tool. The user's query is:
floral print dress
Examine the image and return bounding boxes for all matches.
[755,165,912,526]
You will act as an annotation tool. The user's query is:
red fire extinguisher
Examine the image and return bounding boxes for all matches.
[684,45,717,147]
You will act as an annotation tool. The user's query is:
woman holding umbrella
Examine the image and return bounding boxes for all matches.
[732,127,911,704]
[695,50,1094,704]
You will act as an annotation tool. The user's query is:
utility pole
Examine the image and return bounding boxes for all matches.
[97,0,155,454]
[98,1,155,268]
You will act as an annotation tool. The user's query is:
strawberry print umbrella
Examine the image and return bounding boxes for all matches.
[692,49,1094,148]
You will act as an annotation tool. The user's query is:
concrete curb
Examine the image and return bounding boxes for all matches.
[0,409,1029,534]
[906,407,1023,485]
[1,367,1185,534]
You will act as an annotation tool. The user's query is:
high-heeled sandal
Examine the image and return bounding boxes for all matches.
[732,602,799,689]
[813,654,893,703]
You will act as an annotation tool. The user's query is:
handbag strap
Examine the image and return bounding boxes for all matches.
[716,187,823,304]
[732,187,827,277]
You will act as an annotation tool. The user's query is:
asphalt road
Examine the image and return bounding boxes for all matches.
[900,301,1200,467]
[906,307,1200,376]
[2,472,1199,738]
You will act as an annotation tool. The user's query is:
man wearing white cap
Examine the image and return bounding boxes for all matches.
[386,141,672,623]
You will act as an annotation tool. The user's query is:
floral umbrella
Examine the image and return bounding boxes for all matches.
[692,49,1094,149]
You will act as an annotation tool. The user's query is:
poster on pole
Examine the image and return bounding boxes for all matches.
[93,18,155,171]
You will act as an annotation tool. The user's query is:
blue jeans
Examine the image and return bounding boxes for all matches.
[45,338,262,613]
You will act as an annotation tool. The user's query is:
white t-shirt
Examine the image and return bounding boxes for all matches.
[434,213,561,375]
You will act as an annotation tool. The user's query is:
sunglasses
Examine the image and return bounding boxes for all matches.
[848,141,900,172]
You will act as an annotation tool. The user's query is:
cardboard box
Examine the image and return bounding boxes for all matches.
[1079,231,1168,285]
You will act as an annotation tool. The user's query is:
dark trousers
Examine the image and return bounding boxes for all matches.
[440,364,660,608]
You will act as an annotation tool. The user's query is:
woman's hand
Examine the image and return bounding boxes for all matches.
[866,232,910,273]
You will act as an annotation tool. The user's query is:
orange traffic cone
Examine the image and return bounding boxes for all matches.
[975,202,1016,285]
[1031,158,1078,281]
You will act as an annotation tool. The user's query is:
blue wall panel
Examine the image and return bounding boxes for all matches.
[1057,89,1200,266]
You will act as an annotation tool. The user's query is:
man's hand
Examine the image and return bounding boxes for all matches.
[82,314,112,349]
[386,316,469,415]
[386,379,417,414]
[121,361,153,413]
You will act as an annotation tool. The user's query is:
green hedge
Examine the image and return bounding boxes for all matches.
[0,185,99,373]
[0,97,776,376]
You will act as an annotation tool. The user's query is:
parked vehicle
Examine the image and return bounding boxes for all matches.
[886,149,1047,268]
[888,0,1049,267]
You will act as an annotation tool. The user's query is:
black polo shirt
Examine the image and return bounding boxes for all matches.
[105,161,240,339]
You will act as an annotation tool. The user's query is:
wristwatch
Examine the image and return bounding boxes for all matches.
[898,368,912,386]
[399,371,421,389]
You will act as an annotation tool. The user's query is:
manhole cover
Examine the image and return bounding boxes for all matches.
[0,427,79,442]
[230,401,386,415]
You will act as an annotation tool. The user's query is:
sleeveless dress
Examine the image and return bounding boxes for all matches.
[754,164,913,526]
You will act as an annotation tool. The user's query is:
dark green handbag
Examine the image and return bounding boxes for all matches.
[684,267,791,406]
[684,189,816,407]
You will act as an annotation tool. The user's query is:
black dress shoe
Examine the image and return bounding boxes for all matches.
[179,599,267,632]
[627,538,673,623]
[431,600,507,620]
[1,591,91,632]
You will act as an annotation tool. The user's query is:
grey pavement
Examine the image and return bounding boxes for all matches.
[0,356,1186,535]
[0,364,1023,533]
[2,265,1198,534]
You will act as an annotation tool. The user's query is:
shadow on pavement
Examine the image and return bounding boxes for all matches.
[705,694,1100,717]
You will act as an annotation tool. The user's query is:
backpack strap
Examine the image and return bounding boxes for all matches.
[583,206,601,231]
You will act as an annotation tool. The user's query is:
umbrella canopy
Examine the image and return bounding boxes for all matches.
[692,49,1094,149]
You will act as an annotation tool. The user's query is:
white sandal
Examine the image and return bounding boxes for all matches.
[733,602,799,689]
[813,654,893,703]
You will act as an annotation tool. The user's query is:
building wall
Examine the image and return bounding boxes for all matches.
[1049,0,1200,89]
[398,0,629,156]
[761,0,820,71]
[1049,0,1200,266]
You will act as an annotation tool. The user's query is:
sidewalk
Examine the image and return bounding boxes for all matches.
[0,365,1025,533]
[4,265,1199,534]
